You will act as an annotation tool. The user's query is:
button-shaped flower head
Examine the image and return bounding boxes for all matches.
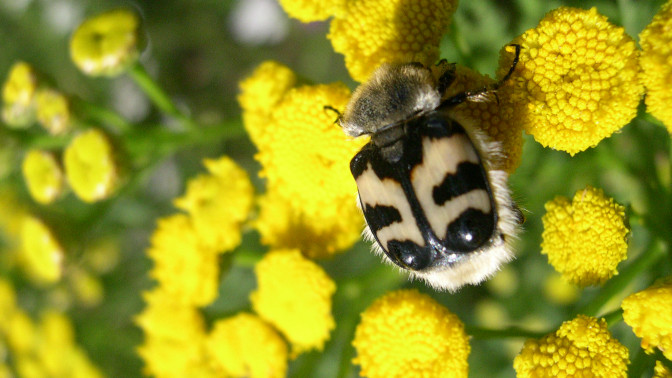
[63,129,118,203]
[622,277,672,360]
[22,149,64,205]
[2,62,38,128]
[20,215,64,284]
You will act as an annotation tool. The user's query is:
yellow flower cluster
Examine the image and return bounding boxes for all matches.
[239,61,365,257]
[504,7,642,155]
[541,186,628,286]
[19,215,64,284]
[278,0,458,82]
[621,278,672,360]
[64,129,119,203]
[352,289,470,378]
[514,315,629,377]
[0,279,102,377]
[251,249,336,356]
[21,150,64,205]
[639,0,672,133]
[655,361,672,378]
[2,62,37,128]
[70,8,145,77]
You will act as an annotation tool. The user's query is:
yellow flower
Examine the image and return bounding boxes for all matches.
[639,0,672,133]
[504,7,642,155]
[239,61,366,257]
[174,156,254,253]
[83,237,120,274]
[35,89,71,135]
[70,8,145,76]
[442,62,524,172]
[621,277,672,360]
[514,315,629,377]
[147,214,219,307]
[22,149,64,205]
[20,215,64,284]
[250,249,336,356]
[136,288,213,377]
[278,0,345,22]
[655,361,672,378]
[352,289,470,378]
[0,278,17,328]
[543,273,580,305]
[328,0,458,82]
[2,61,37,128]
[63,129,118,203]
[206,313,288,378]
[541,186,628,286]
[5,309,35,355]
[69,267,104,307]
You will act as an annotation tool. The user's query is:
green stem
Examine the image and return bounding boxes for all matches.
[465,325,547,339]
[602,308,624,327]
[72,98,132,134]
[128,63,197,130]
[24,133,71,150]
[577,240,667,317]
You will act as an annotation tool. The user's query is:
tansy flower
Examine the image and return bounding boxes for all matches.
[35,89,71,135]
[621,277,672,360]
[69,267,104,307]
[513,315,629,377]
[173,156,254,253]
[655,361,672,378]
[146,214,219,307]
[328,0,458,82]
[502,7,642,155]
[239,61,365,257]
[20,215,64,284]
[250,249,336,356]
[5,309,36,355]
[63,129,118,203]
[70,8,145,77]
[0,279,17,327]
[639,0,672,133]
[2,61,38,128]
[352,289,470,378]
[206,313,288,378]
[440,61,524,172]
[541,186,628,286]
[21,149,64,205]
[278,0,345,22]
[136,288,213,377]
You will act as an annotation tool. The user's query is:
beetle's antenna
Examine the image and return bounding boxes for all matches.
[323,105,343,125]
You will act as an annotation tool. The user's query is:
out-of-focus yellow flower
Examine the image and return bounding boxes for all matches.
[544,273,580,305]
[84,237,120,274]
[621,277,672,360]
[503,7,642,155]
[442,63,524,172]
[69,267,104,307]
[63,129,118,203]
[2,61,38,127]
[147,214,219,307]
[206,313,288,378]
[21,149,64,205]
[136,288,212,378]
[639,0,672,133]
[514,315,629,377]
[474,299,509,329]
[0,279,17,328]
[5,309,35,355]
[0,187,27,241]
[655,361,672,378]
[486,265,519,297]
[328,0,458,82]
[174,156,254,253]
[239,61,366,257]
[15,356,45,378]
[20,215,64,284]
[541,186,628,286]
[35,89,71,135]
[278,0,345,22]
[250,250,335,356]
[352,289,470,378]
[70,8,145,77]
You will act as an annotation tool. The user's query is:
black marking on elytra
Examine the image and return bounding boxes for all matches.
[445,208,495,252]
[362,204,402,234]
[432,162,488,206]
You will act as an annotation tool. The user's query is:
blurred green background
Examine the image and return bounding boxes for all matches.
[1,0,670,376]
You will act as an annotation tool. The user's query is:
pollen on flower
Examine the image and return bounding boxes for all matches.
[621,277,672,360]
[541,186,628,286]
[441,64,524,173]
[206,313,288,378]
[514,315,629,377]
[278,0,345,22]
[239,62,366,257]
[2,61,38,128]
[328,0,458,82]
[35,89,71,135]
[70,8,145,76]
[250,250,336,356]
[19,215,64,284]
[63,129,118,203]
[503,7,642,155]
[639,0,672,133]
[147,214,219,307]
[352,289,470,378]
[173,156,254,253]
[22,149,64,205]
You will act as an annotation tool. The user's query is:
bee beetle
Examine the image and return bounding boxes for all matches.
[335,45,522,291]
